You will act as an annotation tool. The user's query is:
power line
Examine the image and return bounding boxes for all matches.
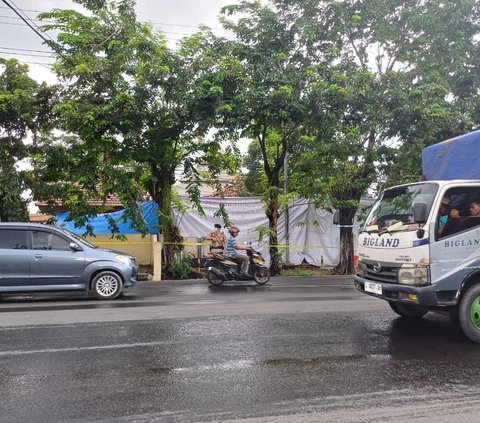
[0,4,227,32]
[0,5,43,13]
[1,59,54,68]
[0,50,53,58]
[0,13,54,23]
[0,20,31,26]
[0,21,191,44]
[0,45,52,53]
[2,0,57,43]
[0,15,224,36]
[0,2,229,66]
[0,0,61,54]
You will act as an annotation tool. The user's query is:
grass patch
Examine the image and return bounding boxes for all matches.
[280,265,335,277]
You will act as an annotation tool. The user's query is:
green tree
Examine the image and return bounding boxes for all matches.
[37,0,230,270]
[219,1,310,274]
[243,141,266,196]
[281,0,480,273]
[0,58,55,221]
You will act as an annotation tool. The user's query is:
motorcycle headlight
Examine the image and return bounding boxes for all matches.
[398,265,429,286]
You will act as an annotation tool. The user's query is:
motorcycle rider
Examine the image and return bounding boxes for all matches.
[226,226,252,277]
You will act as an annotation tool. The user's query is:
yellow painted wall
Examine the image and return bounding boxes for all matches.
[81,235,205,281]
[85,234,157,265]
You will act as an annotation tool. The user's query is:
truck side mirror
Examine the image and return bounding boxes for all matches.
[333,210,340,225]
[413,202,428,224]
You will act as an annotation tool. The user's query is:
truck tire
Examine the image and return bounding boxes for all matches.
[388,301,428,318]
[458,284,480,343]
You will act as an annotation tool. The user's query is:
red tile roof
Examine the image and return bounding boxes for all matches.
[35,192,123,211]
[29,213,51,223]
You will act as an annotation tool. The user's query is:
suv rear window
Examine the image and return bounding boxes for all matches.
[0,229,29,249]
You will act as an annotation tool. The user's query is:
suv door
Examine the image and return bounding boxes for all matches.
[30,229,86,287]
[0,229,30,287]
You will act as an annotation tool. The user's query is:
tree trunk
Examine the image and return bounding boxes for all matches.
[151,166,183,274]
[333,209,356,275]
[266,195,281,275]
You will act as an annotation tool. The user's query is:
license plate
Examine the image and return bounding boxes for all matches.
[365,281,382,295]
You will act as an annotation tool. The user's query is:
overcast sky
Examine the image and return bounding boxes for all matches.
[1,0,234,83]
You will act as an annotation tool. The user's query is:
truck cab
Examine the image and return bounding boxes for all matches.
[355,179,480,343]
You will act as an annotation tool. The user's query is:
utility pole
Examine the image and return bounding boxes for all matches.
[284,152,290,265]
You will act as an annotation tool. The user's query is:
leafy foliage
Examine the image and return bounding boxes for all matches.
[278,0,480,273]
[216,1,314,274]
[3,0,480,276]
[0,58,56,221]
[36,0,236,272]
[168,251,195,280]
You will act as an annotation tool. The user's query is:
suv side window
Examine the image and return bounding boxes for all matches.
[32,230,71,251]
[0,229,29,249]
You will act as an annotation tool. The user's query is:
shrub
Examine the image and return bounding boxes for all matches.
[168,252,194,279]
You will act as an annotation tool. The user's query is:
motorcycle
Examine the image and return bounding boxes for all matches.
[204,245,270,286]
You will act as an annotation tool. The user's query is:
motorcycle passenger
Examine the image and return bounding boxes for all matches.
[203,223,226,254]
[226,226,252,277]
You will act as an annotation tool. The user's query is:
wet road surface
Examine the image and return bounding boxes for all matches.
[0,277,479,422]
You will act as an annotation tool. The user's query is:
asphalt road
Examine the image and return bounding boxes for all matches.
[0,276,479,422]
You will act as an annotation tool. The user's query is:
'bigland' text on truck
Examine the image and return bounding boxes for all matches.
[354,130,480,343]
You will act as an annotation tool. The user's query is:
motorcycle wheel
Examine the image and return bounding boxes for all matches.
[254,267,270,285]
[207,269,224,286]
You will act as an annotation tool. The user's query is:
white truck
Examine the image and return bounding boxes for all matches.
[354,130,480,343]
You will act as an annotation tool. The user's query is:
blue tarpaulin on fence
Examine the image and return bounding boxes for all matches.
[55,201,159,235]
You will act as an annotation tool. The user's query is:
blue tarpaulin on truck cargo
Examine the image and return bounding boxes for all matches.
[422,130,480,180]
[55,201,159,235]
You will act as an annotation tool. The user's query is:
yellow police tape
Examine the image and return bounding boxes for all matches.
[92,240,335,249]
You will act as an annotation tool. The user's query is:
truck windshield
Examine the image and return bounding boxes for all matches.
[363,183,438,233]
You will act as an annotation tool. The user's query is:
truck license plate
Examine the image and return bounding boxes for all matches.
[365,281,382,295]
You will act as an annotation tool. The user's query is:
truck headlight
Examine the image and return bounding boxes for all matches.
[398,265,429,286]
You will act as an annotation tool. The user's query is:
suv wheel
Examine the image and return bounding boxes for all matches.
[92,271,123,300]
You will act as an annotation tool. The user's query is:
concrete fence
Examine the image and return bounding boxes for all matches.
[85,234,162,280]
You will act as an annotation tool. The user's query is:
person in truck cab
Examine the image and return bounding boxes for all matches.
[440,205,463,237]
[437,199,451,237]
[442,198,480,236]
[459,200,480,231]
[469,201,480,216]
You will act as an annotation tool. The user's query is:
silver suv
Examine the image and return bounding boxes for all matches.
[0,223,138,299]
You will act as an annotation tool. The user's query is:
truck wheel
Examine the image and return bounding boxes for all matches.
[388,301,428,318]
[458,284,480,343]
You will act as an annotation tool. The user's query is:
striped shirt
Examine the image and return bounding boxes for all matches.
[226,236,237,257]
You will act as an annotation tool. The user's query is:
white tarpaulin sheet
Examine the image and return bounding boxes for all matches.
[174,197,340,266]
